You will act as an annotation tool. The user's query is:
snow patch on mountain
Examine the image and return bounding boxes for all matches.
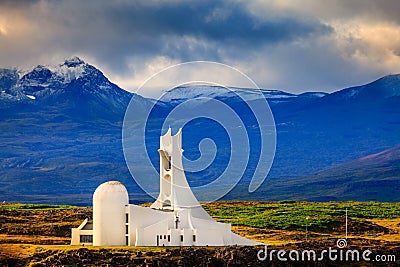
[298,92,328,98]
[26,94,36,100]
[261,89,296,99]
[160,85,230,101]
[312,92,328,97]
[50,61,86,84]
[160,85,305,103]
[42,57,88,84]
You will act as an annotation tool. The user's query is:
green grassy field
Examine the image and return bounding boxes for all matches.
[1,201,399,266]
[0,204,82,211]
[204,201,400,232]
[1,201,399,242]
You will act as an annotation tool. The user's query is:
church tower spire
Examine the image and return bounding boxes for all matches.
[150,128,204,213]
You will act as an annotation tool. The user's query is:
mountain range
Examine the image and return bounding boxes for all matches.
[226,145,400,202]
[0,57,399,204]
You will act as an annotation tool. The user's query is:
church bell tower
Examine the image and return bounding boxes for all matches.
[150,128,200,211]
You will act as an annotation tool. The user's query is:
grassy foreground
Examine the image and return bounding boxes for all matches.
[0,201,399,266]
[205,201,400,243]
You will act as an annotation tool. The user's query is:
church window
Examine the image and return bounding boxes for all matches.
[80,235,92,243]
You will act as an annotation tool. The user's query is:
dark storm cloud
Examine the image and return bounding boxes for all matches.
[91,0,332,69]
[102,1,332,44]
[0,0,400,93]
[0,0,332,74]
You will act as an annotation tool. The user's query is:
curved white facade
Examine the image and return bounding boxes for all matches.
[72,129,261,247]
[92,181,128,246]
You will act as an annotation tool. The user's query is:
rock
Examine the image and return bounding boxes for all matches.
[145,251,155,256]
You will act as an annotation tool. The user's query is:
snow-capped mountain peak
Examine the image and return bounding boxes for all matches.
[62,56,85,68]
[51,58,87,84]
[16,57,88,89]
[0,57,135,109]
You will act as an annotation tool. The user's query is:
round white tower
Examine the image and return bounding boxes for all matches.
[93,181,128,246]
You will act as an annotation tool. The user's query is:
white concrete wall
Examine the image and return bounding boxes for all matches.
[71,229,93,245]
[126,194,258,246]
[129,205,173,229]
[182,228,194,246]
[93,181,128,246]
[139,219,169,246]
[191,216,232,246]
[128,205,173,246]
[196,228,223,246]
[70,228,80,245]
[170,229,181,246]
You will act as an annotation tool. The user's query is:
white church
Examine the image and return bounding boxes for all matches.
[71,128,260,246]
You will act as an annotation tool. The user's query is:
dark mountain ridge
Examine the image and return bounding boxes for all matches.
[0,58,399,204]
[226,144,400,202]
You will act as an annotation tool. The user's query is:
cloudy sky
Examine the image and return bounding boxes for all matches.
[1,0,400,95]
